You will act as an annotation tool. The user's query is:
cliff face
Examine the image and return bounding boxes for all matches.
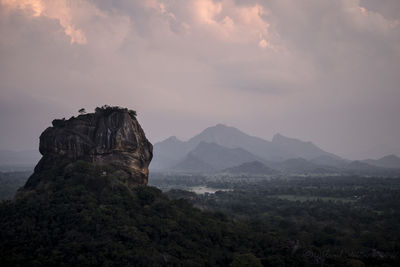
[22,107,152,192]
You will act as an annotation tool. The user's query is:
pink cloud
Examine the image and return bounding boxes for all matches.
[1,0,87,44]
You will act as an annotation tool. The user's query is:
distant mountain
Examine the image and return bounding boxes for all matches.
[172,142,262,172]
[222,161,279,175]
[272,134,341,160]
[364,155,400,169]
[185,124,292,161]
[152,124,343,171]
[150,136,188,170]
[346,161,377,171]
[343,160,392,175]
[268,158,338,174]
[173,154,217,173]
[310,155,350,168]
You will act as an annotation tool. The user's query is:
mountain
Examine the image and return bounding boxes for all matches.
[364,154,400,169]
[150,136,187,170]
[346,161,377,171]
[152,124,343,171]
[310,155,350,168]
[222,161,279,175]
[186,124,291,161]
[343,160,387,175]
[173,153,217,172]
[173,142,263,172]
[272,133,341,160]
[268,158,338,174]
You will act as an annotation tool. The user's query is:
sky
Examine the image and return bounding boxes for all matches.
[0,0,399,160]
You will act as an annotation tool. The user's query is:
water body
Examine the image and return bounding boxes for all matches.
[188,186,232,195]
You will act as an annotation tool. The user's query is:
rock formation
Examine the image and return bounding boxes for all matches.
[20,106,152,193]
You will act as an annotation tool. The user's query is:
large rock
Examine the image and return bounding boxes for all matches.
[21,106,152,192]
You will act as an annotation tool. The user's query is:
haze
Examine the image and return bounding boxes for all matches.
[0,0,399,160]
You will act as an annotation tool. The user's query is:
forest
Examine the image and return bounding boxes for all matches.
[1,167,399,266]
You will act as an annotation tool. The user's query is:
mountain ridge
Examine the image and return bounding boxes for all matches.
[363,154,400,169]
[172,141,264,172]
[222,161,279,175]
[152,124,344,171]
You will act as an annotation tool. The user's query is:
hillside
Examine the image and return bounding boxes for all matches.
[173,153,217,172]
[222,161,279,175]
[364,154,400,169]
[152,124,343,171]
[173,142,263,172]
[272,134,340,160]
[269,158,338,174]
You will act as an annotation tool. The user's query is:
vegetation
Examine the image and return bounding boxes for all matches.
[167,175,400,266]
[1,166,399,266]
[94,105,137,118]
[0,162,264,266]
[0,171,30,200]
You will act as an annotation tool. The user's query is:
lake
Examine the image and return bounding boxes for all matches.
[188,186,232,194]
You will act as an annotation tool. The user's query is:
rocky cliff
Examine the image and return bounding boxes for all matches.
[20,106,152,194]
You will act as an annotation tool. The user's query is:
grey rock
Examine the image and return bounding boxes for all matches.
[21,106,152,192]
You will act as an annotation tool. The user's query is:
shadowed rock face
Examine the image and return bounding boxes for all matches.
[22,107,152,191]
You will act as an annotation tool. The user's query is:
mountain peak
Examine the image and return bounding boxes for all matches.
[205,123,239,133]
[272,133,291,143]
[164,136,183,143]
[364,154,400,169]
[187,124,248,148]
[153,124,343,170]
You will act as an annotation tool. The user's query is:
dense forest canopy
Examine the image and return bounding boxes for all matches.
[1,162,400,266]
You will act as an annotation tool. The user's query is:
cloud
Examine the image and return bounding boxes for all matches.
[1,0,43,16]
[1,0,87,44]
[193,0,222,25]
[0,0,399,158]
